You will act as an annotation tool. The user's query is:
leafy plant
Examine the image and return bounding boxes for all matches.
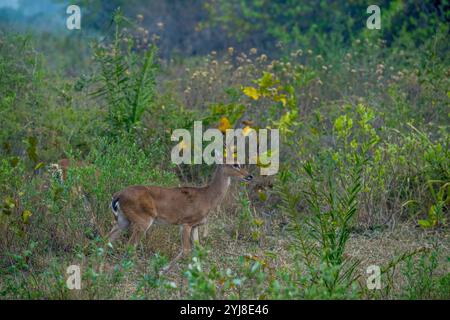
[417,181,449,228]
[396,249,450,300]
[92,9,158,134]
[296,158,364,294]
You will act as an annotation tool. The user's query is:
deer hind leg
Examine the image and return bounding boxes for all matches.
[128,217,154,247]
[108,224,122,242]
[126,195,157,247]
[160,224,192,275]
[107,210,130,243]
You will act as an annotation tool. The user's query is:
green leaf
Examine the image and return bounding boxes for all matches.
[418,219,432,228]
[243,86,260,100]
[34,162,45,171]
[250,261,261,274]
[22,210,32,224]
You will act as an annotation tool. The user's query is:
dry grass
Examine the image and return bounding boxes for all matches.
[93,190,449,299]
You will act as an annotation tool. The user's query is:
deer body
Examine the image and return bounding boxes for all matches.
[108,164,252,272]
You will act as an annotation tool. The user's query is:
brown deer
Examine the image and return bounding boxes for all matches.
[107,163,253,273]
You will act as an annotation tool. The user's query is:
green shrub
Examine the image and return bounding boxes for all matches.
[91,10,158,135]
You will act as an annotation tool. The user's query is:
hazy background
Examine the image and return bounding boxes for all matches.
[1,0,448,60]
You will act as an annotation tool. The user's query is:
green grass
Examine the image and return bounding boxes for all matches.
[0,7,449,299]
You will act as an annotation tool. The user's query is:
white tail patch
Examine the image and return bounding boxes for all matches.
[111,198,120,218]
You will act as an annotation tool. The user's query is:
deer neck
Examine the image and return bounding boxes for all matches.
[204,166,230,207]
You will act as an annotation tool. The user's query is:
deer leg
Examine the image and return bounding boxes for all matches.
[128,218,154,247]
[202,223,209,238]
[160,225,192,275]
[191,226,200,245]
[107,224,123,243]
[108,209,130,245]
[181,224,193,255]
[128,225,143,246]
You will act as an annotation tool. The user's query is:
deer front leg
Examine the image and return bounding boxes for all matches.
[160,224,192,275]
[181,224,193,254]
[202,223,209,238]
[191,226,200,245]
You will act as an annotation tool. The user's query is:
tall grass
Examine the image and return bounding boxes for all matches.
[0,8,448,299]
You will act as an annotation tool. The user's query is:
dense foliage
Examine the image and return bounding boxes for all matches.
[0,0,448,299]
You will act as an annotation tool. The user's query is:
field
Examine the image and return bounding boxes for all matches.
[0,1,449,299]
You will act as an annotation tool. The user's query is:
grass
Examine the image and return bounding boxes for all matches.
[0,6,449,300]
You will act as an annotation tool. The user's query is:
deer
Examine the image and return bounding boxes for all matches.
[47,158,101,234]
[49,158,101,184]
[107,162,253,273]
